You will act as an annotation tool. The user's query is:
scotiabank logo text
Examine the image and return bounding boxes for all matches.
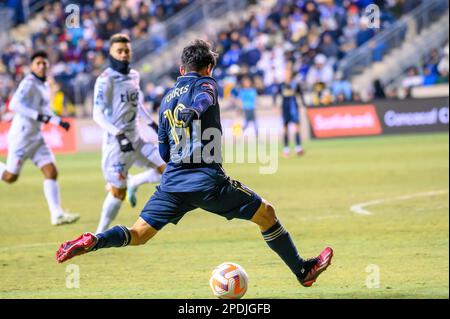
[384,107,449,127]
[314,112,377,130]
[307,105,382,138]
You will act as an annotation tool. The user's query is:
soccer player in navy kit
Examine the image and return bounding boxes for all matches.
[275,67,305,157]
[56,40,333,288]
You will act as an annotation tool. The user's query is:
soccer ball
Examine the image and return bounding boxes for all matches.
[209,262,248,299]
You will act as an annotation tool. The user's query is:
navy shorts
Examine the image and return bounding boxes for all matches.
[282,107,300,125]
[139,178,262,230]
[282,98,300,125]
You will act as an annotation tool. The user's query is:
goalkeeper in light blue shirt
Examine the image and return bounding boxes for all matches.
[232,76,259,138]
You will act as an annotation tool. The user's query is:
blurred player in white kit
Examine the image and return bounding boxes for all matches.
[0,51,79,226]
[93,33,166,233]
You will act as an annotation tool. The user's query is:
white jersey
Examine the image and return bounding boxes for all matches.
[93,67,164,188]
[93,67,153,144]
[8,74,55,142]
[6,74,59,174]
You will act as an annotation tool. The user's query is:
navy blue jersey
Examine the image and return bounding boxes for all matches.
[275,81,303,124]
[158,72,226,192]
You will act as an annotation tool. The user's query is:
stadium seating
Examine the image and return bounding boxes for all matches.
[139,0,443,107]
[1,0,195,118]
[348,2,449,100]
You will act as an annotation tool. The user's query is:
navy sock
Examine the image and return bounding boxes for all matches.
[93,225,131,250]
[295,132,301,147]
[262,221,306,278]
[283,132,289,148]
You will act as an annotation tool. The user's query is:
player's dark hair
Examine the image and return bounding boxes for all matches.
[30,50,48,63]
[109,33,131,46]
[241,75,252,84]
[181,39,218,73]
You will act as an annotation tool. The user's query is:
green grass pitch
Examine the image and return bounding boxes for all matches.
[0,133,448,299]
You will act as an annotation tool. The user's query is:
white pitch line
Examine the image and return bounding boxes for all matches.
[351,189,449,216]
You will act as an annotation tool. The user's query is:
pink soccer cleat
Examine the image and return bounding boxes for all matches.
[298,246,333,287]
[56,232,98,263]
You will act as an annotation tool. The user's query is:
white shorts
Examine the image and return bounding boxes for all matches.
[6,137,55,175]
[102,137,165,189]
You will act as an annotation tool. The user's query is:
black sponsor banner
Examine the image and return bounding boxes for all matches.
[375,97,449,134]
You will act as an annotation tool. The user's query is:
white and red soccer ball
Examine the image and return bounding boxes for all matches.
[209,262,248,299]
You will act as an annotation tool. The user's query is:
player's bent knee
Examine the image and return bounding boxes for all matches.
[41,163,58,180]
[264,202,278,225]
[3,172,19,183]
[48,170,58,180]
[110,187,126,201]
[115,193,126,201]
[129,218,158,245]
[252,200,278,229]
[157,164,166,174]
[129,232,150,245]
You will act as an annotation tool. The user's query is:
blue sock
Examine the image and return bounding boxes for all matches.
[284,132,289,148]
[295,132,301,147]
[93,225,131,250]
[262,221,306,278]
